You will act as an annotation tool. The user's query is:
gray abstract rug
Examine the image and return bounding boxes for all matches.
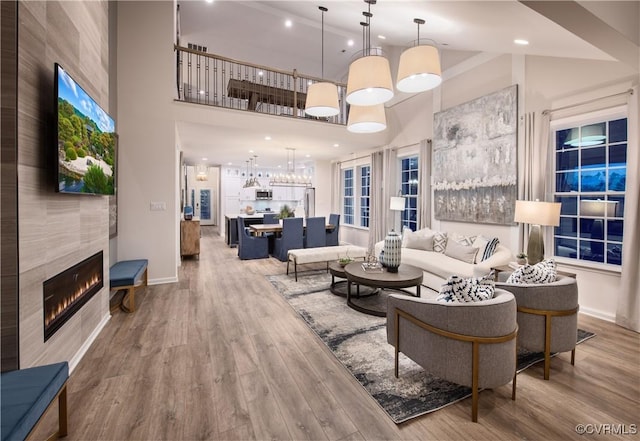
[268,270,595,424]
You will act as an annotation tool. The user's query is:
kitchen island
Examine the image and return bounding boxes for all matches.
[224,212,276,247]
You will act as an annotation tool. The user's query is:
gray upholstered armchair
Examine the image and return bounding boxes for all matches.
[387,289,518,422]
[496,273,579,380]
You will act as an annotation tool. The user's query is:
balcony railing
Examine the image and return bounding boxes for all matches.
[175,45,348,125]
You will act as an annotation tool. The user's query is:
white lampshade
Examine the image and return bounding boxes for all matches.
[514,200,561,226]
[396,45,442,93]
[346,55,394,106]
[347,104,386,133]
[580,199,618,217]
[305,81,339,117]
[390,196,406,211]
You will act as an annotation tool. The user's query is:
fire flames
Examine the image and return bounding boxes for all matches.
[45,273,101,327]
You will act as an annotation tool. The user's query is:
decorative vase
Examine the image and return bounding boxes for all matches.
[382,230,402,273]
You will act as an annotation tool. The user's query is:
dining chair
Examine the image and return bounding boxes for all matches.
[237,217,269,260]
[262,213,279,253]
[304,216,326,248]
[326,213,340,246]
[273,217,303,262]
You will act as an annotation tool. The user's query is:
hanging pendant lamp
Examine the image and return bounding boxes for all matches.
[396,18,442,93]
[347,104,386,133]
[346,0,394,106]
[305,6,340,117]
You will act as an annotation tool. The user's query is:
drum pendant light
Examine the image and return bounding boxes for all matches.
[305,6,340,117]
[346,0,394,106]
[347,104,386,133]
[396,18,442,93]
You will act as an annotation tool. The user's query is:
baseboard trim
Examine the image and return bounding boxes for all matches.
[580,306,615,323]
[69,312,111,373]
[149,276,178,286]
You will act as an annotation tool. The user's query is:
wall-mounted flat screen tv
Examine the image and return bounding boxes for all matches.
[55,63,116,195]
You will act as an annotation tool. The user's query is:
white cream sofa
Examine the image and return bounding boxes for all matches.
[375,230,513,293]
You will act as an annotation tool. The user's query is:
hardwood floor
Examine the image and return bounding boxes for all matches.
[33,226,640,440]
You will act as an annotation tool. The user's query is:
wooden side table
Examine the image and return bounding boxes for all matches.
[180,219,200,258]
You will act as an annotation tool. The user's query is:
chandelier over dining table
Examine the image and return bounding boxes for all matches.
[269,148,312,187]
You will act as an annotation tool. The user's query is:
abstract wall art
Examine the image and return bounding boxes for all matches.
[432,85,518,225]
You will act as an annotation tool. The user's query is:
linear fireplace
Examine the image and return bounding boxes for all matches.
[43,251,104,341]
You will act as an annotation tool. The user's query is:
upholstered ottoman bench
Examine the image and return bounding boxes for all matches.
[1,361,69,441]
[110,259,148,313]
[287,246,367,281]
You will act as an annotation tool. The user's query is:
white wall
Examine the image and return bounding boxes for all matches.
[117,1,178,284]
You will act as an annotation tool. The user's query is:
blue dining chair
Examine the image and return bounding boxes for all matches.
[304,216,326,248]
[273,217,303,262]
[263,213,279,224]
[237,217,269,260]
[326,213,340,246]
[262,213,279,253]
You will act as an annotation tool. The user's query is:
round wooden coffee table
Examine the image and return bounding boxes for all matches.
[344,262,423,317]
[328,261,376,298]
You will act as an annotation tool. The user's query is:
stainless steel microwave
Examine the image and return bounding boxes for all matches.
[255,189,273,200]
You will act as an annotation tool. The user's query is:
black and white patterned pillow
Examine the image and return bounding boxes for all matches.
[436,272,496,303]
[433,232,448,253]
[506,258,557,284]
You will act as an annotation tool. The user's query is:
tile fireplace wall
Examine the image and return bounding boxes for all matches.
[17,1,111,368]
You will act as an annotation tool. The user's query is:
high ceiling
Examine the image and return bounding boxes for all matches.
[175,0,638,169]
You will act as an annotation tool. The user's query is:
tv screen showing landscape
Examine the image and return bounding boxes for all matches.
[55,63,116,195]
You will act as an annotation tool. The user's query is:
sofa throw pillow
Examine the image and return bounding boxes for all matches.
[433,232,448,253]
[401,227,413,247]
[436,273,496,303]
[472,236,500,262]
[402,227,432,248]
[405,232,434,251]
[449,232,477,247]
[506,258,557,284]
[444,239,479,264]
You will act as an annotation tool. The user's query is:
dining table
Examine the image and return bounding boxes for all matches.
[249,222,335,236]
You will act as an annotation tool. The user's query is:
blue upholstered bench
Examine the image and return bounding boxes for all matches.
[109,259,148,313]
[1,361,69,441]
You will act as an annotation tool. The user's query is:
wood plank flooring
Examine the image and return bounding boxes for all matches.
[33,226,640,440]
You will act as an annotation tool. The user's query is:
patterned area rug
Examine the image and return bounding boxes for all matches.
[268,270,596,424]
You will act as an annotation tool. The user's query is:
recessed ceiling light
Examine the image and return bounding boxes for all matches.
[347,39,354,47]
[227,162,232,165]
[285,19,292,28]
[333,143,339,147]
[202,157,208,161]
[205,0,214,3]
[378,35,386,40]
[305,154,310,158]
[514,39,529,45]
[265,136,271,141]
[278,165,282,168]
[249,149,254,153]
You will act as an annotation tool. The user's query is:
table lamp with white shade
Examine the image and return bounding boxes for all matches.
[514,200,562,265]
[389,196,406,232]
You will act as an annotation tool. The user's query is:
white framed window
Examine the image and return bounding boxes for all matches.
[552,107,627,267]
[341,161,371,228]
[399,155,419,232]
[342,168,354,225]
[359,165,370,228]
